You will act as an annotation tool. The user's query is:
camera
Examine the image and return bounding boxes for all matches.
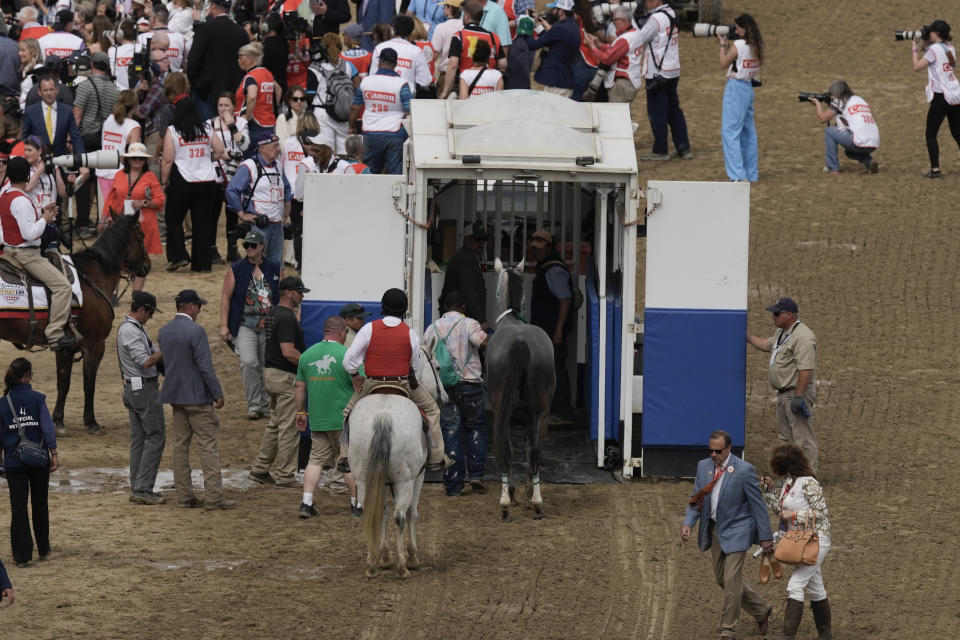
[29,53,82,88]
[0,94,22,120]
[692,23,737,38]
[589,1,640,29]
[53,150,122,170]
[281,11,310,41]
[227,220,253,244]
[797,91,831,103]
[2,13,21,40]
[895,28,929,41]
[129,37,152,88]
[582,64,611,102]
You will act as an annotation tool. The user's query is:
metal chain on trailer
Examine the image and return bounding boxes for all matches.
[614,186,643,227]
[392,188,437,230]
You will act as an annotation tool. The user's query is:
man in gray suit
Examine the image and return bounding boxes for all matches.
[682,430,773,639]
[157,290,235,511]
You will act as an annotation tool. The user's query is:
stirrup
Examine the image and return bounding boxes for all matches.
[336,457,350,473]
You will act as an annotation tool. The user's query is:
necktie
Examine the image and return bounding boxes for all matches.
[45,105,54,143]
[714,465,723,480]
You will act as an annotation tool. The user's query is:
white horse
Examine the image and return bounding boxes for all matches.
[350,346,446,578]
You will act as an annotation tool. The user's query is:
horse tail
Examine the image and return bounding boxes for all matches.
[495,337,529,456]
[361,411,393,551]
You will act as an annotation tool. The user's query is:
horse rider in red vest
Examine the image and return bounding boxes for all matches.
[0,157,77,351]
[338,288,453,473]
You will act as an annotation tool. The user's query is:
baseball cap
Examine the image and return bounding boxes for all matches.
[927,20,951,38]
[529,230,553,246]
[55,9,74,25]
[6,157,30,182]
[279,276,311,293]
[379,47,398,64]
[90,51,110,71]
[343,23,363,39]
[175,289,207,306]
[256,132,280,147]
[210,0,232,6]
[546,0,574,10]
[465,220,488,241]
[516,15,535,37]
[339,302,371,319]
[243,229,265,244]
[765,297,798,314]
[132,291,162,312]
[305,128,336,149]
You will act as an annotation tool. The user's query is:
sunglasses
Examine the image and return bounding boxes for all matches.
[242,242,260,249]
[0,159,7,165]
[708,448,726,455]
[290,96,306,102]
[772,311,783,317]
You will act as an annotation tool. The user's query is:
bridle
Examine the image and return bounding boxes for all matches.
[494,267,528,326]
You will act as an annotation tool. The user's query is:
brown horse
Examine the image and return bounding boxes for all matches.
[0,215,149,434]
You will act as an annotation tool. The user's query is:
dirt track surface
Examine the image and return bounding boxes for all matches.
[2,1,960,638]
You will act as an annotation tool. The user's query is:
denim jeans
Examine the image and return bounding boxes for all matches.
[260,221,285,265]
[721,78,758,181]
[439,382,488,495]
[824,125,873,172]
[363,131,407,175]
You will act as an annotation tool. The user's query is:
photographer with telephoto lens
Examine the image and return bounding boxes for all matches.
[807,81,879,176]
[210,92,250,264]
[718,13,762,182]
[911,19,960,179]
[582,7,643,104]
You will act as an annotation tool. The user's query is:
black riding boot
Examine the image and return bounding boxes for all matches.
[772,598,804,639]
[811,598,832,640]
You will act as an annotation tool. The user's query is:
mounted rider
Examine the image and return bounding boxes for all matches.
[0,157,77,351]
[337,288,453,474]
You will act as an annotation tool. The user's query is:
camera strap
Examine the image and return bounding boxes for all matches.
[467,65,488,97]
[126,169,144,199]
[650,8,676,74]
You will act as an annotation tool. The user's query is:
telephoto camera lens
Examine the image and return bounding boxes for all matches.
[894,29,923,41]
[692,23,734,38]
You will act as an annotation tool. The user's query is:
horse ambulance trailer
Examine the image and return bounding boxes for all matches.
[299,91,749,478]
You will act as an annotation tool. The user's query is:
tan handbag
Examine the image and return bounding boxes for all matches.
[774,514,820,566]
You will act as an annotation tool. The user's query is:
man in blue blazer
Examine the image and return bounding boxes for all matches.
[20,76,84,157]
[358,0,396,52]
[682,430,773,639]
[157,290,235,511]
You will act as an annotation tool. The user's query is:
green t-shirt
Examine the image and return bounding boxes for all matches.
[296,340,354,431]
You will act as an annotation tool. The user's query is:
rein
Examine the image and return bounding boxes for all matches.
[78,270,118,319]
[419,345,444,403]
[495,268,528,326]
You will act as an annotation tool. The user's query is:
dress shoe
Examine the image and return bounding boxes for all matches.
[166,260,189,272]
[15,561,29,568]
[759,555,771,585]
[205,499,237,511]
[178,496,205,508]
[133,491,166,505]
[248,471,275,485]
[770,556,784,579]
[38,552,49,561]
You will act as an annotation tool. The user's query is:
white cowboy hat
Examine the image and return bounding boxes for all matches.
[122,143,153,158]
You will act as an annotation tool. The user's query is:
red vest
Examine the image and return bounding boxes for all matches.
[456,26,501,75]
[235,67,277,127]
[342,47,373,77]
[286,37,311,90]
[20,25,51,41]
[344,162,370,174]
[503,0,517,40]
[0,188,38,247]
[364,320,412,376]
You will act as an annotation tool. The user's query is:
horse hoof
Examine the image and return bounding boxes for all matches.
[407,555,420,569]
[87,424,101,435]
[533,507,546,520]
[398,568,411,579]
[500,509,512,523]
[379,556,392,569]
[365,567,378,578]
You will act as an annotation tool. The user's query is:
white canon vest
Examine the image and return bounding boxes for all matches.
[170,123,216,183]
[926,43,960,105]
[727,39,760,82]
[642,7,679,78]
[359,73,407,133]
[99,115,141,180]
[835,95,879,149]
[605,27,645,89]
[239,157,285,221]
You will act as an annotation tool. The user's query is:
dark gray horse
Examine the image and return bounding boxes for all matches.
[485,258,556,521]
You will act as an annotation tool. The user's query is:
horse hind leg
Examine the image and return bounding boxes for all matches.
[378,500,392,569]
[527,403,549,520]
[406,482,421,570]
[394,511,410,578]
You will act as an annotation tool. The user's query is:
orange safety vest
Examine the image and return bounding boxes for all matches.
[235,67,277,127]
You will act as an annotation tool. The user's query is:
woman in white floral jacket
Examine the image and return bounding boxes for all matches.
[760,444,833,640]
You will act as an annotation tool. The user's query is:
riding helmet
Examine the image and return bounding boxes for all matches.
[381,288,408,317]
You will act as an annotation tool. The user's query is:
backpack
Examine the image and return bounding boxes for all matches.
[320,64,356,123]
[433,318,471,388]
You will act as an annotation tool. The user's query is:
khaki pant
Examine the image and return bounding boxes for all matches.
[776,388,818,469]
[7,246,72,343]
[251,368,299,483]
[171,404,224,504]
[542,86,574,98]
[608,77,639,104]
[342,378,444,465]
[710,525,769,638]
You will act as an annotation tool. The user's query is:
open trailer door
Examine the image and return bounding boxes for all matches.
[299,173,409,345]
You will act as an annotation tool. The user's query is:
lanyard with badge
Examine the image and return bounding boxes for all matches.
[769,321,801,366]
